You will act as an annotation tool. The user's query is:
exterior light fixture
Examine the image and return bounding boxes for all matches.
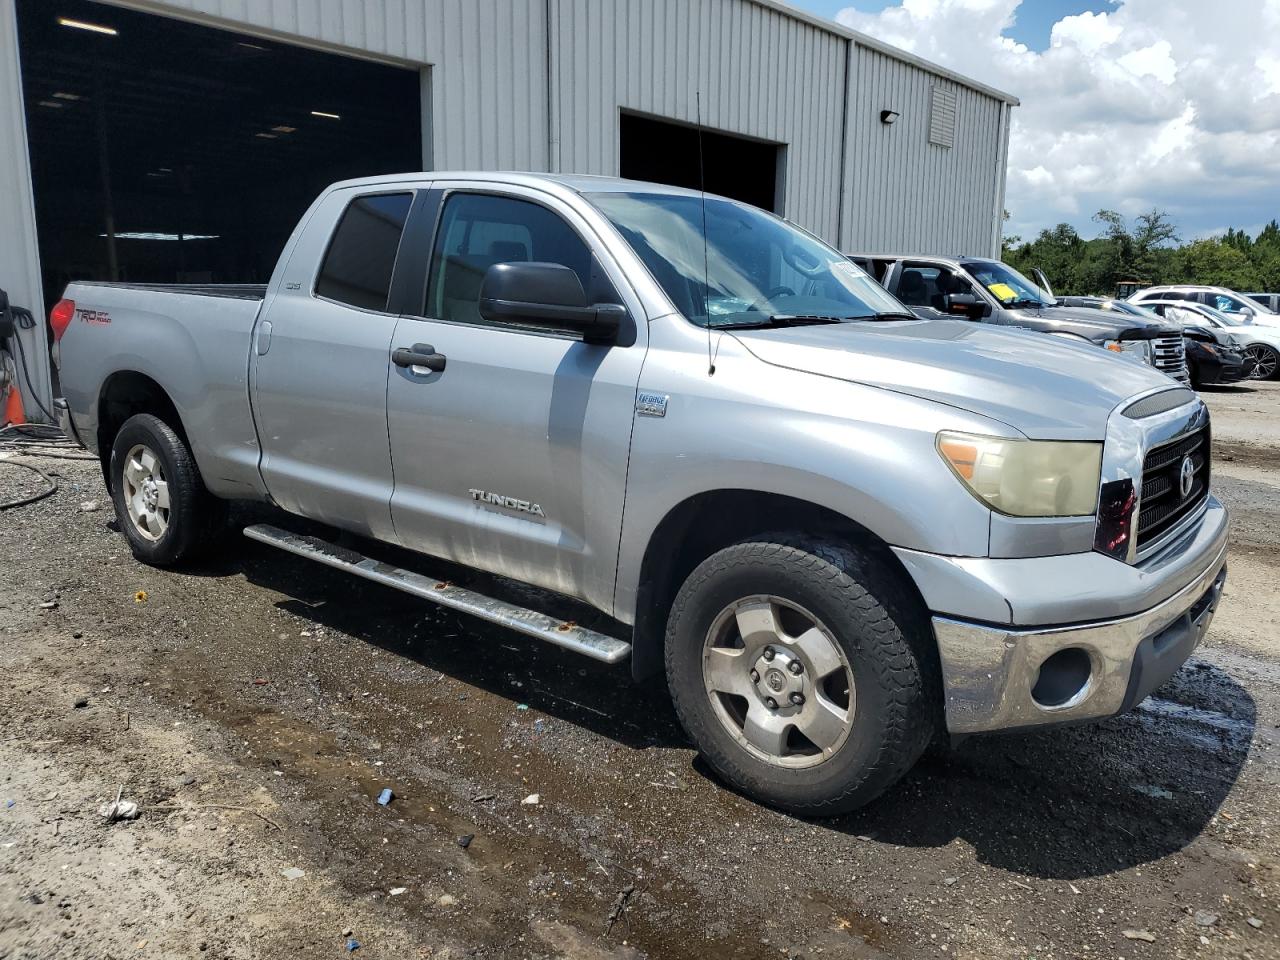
[880,110,900,124]
[310,110,340,120]
[37,100,64,109]
[255,132,278,139]
[52,91,82,101]
[58,17,118,35]
[271,125,297,133]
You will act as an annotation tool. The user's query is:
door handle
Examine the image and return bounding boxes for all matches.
[392,343,446,373]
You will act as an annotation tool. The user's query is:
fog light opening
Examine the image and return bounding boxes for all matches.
[1031,647,1093,709]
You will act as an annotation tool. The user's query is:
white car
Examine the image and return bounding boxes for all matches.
[1140,299,1280,380]
[1129,284,1280,328]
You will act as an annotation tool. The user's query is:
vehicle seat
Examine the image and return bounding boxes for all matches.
[932,270,961,311]
[898,270,929,306]
[438,241,532,324]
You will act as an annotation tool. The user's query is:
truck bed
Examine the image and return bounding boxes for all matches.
[58,279,268,501]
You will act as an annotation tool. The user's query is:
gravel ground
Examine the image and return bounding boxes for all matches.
[1,384,1279,959]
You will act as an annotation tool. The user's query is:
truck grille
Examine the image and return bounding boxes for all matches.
[1136,426,1209,552]
[1152,335,1186,378]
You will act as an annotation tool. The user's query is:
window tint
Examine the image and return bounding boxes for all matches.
[1212,294,1250,313]
[896,266,940,306]
[425,193,593,327]
[898,264,976,311]
[315,193,413,311]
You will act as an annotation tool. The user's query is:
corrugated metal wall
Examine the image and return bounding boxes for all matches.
[547,0,849,243]
[841,44,1011,256]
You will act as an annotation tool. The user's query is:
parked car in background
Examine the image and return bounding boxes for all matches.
[1140,299,1278,381]
[1057,296,1254,388]
[1130,285,1280,328]
[50,173,1229,814]
[847,254,1188,381]
[1245,292,1280,313]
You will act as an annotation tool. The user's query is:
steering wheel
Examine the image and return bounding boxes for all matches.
[746,286,796,314]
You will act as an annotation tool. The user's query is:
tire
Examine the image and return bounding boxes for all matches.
[1246,343,1279,381]
[1187,360,1201,390]
[109,413,226,566]
[665,536,936,815]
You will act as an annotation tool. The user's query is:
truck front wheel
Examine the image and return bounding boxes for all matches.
[109,413,225,566]
[665,537,935,815]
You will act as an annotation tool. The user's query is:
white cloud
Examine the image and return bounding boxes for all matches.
[835,0,1280,242]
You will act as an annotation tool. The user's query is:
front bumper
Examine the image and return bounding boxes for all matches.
[908,499,1229,734]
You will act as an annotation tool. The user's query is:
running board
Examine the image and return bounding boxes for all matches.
[243,524,632,665]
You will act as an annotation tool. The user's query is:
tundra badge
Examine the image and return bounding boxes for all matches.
[469,489,546,518]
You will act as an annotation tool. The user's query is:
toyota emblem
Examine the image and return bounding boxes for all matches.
[1178,455,1195,499]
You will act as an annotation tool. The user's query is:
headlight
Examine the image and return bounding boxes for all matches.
[937,432,1103,517]
[1104,339,1151,363]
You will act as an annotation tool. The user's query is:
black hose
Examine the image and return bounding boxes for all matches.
[0,460,57,510]
[4,305,57,422]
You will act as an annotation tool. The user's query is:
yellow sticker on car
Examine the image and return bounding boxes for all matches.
[987,282,1017,302]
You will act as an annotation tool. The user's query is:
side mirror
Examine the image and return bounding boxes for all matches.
[943,292,989,319]
[479,262,624,345]
[0,288,12,340]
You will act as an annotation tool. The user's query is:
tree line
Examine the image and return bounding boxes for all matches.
[1002,210,1280,297]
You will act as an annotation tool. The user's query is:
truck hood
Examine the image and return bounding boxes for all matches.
[732,317,1178,440]
[1021,303,1177,339]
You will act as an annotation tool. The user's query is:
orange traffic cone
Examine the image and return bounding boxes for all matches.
[1,351,25,426]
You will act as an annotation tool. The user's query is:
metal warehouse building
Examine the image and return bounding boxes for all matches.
[0,0,1017,419]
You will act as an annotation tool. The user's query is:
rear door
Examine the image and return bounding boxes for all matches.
[383,183,647,612]
[251,187,415,541]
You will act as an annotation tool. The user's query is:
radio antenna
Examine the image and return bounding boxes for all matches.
[696,91,715,375]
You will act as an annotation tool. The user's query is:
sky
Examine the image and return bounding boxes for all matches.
[790,0,1280,246]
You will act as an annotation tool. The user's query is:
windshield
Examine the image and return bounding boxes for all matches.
[1197,304,1246,326]
[585,192,908,327]
[960,260,1053,307]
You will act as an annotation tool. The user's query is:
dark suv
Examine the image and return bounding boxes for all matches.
[847,254,1187,382]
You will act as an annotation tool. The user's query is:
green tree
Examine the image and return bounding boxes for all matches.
[1173,239,1259,290]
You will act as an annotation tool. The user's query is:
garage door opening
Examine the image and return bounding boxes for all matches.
[619,112,783,214]
[17,0,423,310]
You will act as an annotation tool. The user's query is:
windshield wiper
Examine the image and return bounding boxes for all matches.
[1005,298,1047,309]
[713,314,848,329]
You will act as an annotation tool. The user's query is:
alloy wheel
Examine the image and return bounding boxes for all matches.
[1246,344,1278,380]
[122,443,171,541]
[702,595,855,768]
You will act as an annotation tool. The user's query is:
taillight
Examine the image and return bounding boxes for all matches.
[50,299,75,341]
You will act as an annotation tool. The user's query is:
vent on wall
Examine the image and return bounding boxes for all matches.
[928,86,957,148]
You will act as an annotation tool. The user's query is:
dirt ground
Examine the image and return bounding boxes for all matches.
[1,384,1279,960]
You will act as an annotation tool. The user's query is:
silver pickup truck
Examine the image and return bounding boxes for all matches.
[53,173,1229,814]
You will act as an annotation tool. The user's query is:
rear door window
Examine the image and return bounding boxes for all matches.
[315,193,414,312]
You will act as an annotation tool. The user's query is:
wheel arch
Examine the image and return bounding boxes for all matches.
[627,489,935,683]
[96,371,188,492]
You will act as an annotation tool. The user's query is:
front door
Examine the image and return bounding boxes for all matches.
[252,188,414,541]
[385,185,647,613]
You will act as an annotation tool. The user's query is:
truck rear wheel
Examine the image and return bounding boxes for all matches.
[109,413,225,566]
[665,536,935,815]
